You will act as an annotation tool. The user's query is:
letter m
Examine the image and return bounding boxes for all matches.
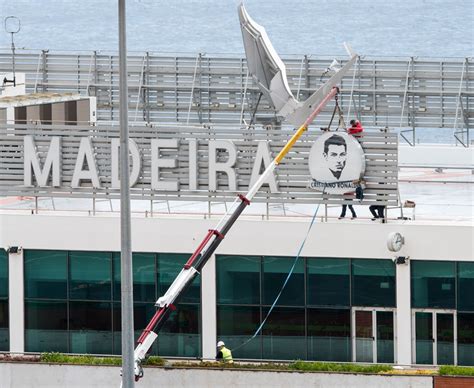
[24,136,61,187]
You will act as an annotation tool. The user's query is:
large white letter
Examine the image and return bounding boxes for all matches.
[151,139,179,191]
[71,137,101,188]
[110,138,141,188]
[249,141,279,192]
[23,136,61,187]
[208,140,237,191]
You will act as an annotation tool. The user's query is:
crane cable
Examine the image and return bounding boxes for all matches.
[326,92,346,131]
[231,186,326,353]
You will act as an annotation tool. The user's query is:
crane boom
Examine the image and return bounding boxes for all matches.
[131,86,339,381]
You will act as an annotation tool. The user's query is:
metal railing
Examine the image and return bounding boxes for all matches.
[0,50,472,146]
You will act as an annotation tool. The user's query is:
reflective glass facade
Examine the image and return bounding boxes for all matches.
[411,261,455,309]
[0,249,8,351]
[458,263,474,366]
[411,260,474,366]
[216,255,395,361]
[352,259,396,307]
[458,313,474,366]
[24,250,200,356]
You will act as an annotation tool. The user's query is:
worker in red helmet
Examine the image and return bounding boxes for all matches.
[347,119,364,135]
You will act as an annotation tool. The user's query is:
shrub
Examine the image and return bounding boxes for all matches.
[289,361,393,374]
[439,365,474,376]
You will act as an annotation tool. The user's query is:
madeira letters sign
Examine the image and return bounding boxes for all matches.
[0,125,396,204]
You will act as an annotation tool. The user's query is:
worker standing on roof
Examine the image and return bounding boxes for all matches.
[347,119,364,135]
[216,340,234,363]
[338,120,364,219]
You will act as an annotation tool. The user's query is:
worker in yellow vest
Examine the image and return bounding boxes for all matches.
[216,340,233,363]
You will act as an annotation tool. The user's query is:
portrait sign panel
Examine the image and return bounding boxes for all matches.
[308,132,365,195]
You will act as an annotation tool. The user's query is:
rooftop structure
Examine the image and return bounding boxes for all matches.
[0,50,472,146]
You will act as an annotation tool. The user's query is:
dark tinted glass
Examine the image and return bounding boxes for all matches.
[437,313,454,365]
[376,311,394,363]
[217,255,260,305]
[263,257,304,306]
[458,313,474,366]
[412,261,455,309]
[113,252,156,302]
[158,304,201,357]
[458,262,474,311]
[262,307,305,360]
[0,300,7,329]
[0,249,7,297]
[158,253,199,304]
[24,250,67,299]
[308,258,350,307]
[25,300,68,352]
[70,251,112,300]
[112,303,158,355]
[352,259,395,307]
[217,305,261,359]
[415,312,433,364]
[307,308,351,362]
[69,301,112,354]
[0,300,8,351]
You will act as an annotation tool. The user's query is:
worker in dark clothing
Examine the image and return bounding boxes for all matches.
[369,204,385,220]
[216,340,233,363]
[337,122,363,219]
[339,204,356,219]
[347,119,364,135]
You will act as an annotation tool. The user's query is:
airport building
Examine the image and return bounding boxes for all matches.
[0,205,473,366]
[0,45,472,369]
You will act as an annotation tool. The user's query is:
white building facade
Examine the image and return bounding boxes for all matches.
[1,212,472,366]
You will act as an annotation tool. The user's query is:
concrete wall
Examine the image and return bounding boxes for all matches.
[0,363,434,388]
[1,214,472,262]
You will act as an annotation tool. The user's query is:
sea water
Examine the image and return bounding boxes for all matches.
[0,0,472,144]
[1,0,471,57]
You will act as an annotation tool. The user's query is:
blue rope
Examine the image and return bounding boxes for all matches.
[231,198,324,353]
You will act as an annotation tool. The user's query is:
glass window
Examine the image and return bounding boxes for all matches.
[113,253,156,302]
[263,257,304,307]
[217,255,260,305]
[355,310,373,362]
[308,258,350,307]
[437,313,454,365]
[415,312,433,364]
[158,304,201,357]
[307,308,351,362]
[70,251,112,300]
[158,253,200,304]
[69,301,112,354]
[0,249,7,297]
[352,259,395,307]
[113,303,157,356]
[458,313,474,366]
[262,307,305,360]
[25,300,68,352]
[411,261,455,309]
[376,311,394,363]
[217,305,261,359]
[0,300,8,351]
[458,262,474,311]
[24,250,67,299]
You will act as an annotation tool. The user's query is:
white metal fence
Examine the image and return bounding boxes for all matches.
[0,50,472,146]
